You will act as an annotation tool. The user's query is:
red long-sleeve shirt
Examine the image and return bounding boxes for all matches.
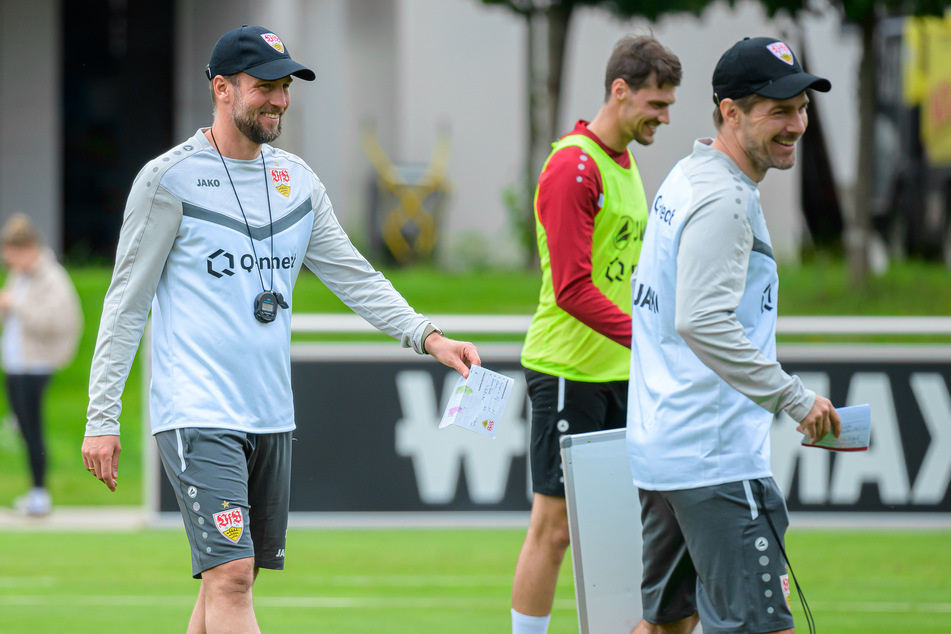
[535,120,633,348]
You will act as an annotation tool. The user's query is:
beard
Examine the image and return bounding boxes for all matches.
[740,132,798,177]
[232,91,283,145]
[740,120,798,175]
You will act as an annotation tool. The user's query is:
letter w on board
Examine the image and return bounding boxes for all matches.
[772,371,951,507]
[395,371,528,504]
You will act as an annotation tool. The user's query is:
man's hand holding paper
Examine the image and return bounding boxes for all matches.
[801,404,871,451]
[439,365,514,439]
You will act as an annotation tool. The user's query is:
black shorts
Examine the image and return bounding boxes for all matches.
[156,428,292,578]
[524,367,627,497]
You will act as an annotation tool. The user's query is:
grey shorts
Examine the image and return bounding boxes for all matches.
[639,478,794,633]
[156,428,292,578]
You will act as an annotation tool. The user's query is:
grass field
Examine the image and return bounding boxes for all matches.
[0,528,948,633]
[0,259,949,632]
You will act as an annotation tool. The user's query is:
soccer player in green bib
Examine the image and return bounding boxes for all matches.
[512,35,681,634]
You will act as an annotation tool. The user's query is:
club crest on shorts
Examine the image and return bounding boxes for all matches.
[270,167,291,197]
[780,573,791,607]
[261,33,285,54]
[767,42,794,65]
[213,507,244,543]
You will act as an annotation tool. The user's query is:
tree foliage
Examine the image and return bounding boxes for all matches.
[483,0,951,274]
[835,0,949,22]
[482,0,715,20]
[823,0,950,283]
[479,0,721,266]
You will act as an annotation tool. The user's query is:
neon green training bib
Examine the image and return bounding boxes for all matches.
[521,133,647,382]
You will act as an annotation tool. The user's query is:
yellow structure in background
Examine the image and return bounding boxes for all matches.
[904,16,951,165]
[361,127,451,264]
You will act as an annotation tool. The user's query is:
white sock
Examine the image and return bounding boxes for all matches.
[512,608,551,634]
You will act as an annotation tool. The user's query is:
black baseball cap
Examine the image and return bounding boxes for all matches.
[712,37,830,104]
[205,25,315,82]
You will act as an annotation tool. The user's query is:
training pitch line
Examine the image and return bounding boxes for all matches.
[2,508,950,531]
[1,593,950,615]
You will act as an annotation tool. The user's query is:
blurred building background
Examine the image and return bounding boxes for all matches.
[4,0,946,269]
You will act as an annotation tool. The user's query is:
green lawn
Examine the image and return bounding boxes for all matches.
[0,259,948,633]
[0,258,949,507]
[0,528,947,633]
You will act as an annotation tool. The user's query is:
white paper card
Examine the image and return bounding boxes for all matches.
[438,365,515,438]
[801,403,871,451]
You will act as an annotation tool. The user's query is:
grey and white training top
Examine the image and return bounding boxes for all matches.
[86,128,432,437]
[627,139,815,491]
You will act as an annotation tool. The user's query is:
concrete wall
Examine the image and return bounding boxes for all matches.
[194,0,860,266]
[0,0,60,251]
[6,0,861,264]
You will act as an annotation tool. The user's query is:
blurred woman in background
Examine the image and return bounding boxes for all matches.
[0,213,82,516]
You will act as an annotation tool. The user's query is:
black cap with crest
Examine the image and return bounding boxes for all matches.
[712,37,829,104]
[205,25,315,82]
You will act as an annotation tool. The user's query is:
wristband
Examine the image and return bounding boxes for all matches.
[421,323,443,353]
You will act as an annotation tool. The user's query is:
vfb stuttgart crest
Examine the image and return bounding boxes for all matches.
[261,33,285,54]
[213,507,244,543]
[270,167,291,197]
[767,41,794,65]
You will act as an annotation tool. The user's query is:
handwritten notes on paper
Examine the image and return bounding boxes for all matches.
[439,366,514,439]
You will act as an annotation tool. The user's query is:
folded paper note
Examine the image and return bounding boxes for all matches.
[801,403,871,451]
[439,365,514,439]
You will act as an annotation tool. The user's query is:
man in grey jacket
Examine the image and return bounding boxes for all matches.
[627,37,840,633]
[82,25,479,633]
